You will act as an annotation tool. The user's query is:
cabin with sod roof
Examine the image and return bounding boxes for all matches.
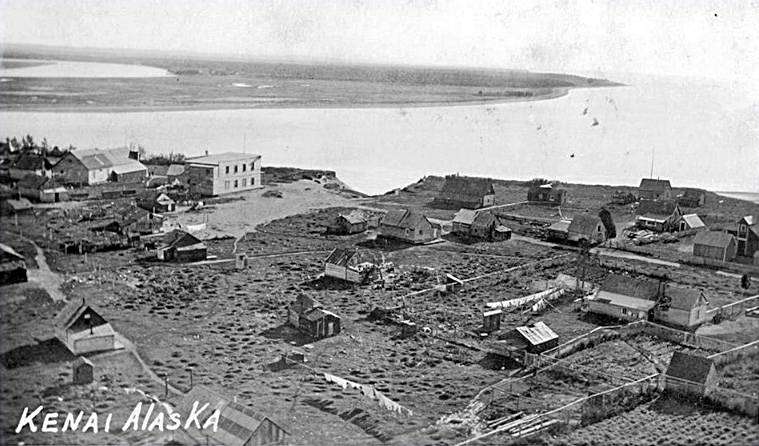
[54,299,118,355]
[379,209,439,244]
[527,184,567,205]
[9,154,53,181]
[324,247,377,284]
[173,385,289,446]
[638,178,672,200]
[17,174,68,203]
[635,199,682,232]
[693,231,737,262]
[677,188,706,207]
[664,352,716,398]
[433,175,495,209]
[157,230,207,262]
[0,242,27,286]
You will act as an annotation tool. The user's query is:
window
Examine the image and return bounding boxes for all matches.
[242,178,247,187]
[243,164,246,172]
[250,161,256,171]
[621,308,628,315]
[252,177,256,186]
[224,180,230,190]
[225,166,230,174]
[234,165,238,173]
[234,179,238,188]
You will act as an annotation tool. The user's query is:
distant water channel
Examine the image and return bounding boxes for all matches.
[0,58,171,78]
[0,71,756,195]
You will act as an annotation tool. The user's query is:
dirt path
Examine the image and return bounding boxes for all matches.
[17,235,68,302]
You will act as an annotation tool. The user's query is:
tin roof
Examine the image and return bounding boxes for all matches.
[186,152,261,165]
[514,321,558,346]
[593,291,657,312]
[175,385,286,446]
[680,214,705,229]
[453,209,477,225]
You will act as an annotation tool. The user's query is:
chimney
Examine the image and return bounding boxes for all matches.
[205,150,209,156]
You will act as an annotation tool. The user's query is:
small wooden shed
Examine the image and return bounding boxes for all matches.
[482,309,502,333]
[72,356,94,385]
[664,352,716,398]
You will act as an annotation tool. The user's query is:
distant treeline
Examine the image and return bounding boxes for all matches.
[1,135,75,156]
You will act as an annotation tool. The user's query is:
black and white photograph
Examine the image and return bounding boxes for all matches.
[0,0,758,445]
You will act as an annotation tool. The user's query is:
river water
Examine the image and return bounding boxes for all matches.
[0,64,756,195]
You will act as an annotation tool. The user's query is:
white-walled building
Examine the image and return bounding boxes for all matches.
[186,152,262,196]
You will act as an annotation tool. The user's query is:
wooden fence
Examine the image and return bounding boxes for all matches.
[707,339,759,366]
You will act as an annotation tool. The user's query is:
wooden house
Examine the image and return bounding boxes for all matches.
[655,284,710,329]
[547,219,572,242]
[638,178,672,200]
[735,215,759,258]
[9,154,53,181]
[72,357,94,385]
[54,299,117,355]
[677,188,706,207]
[527,184,567,205]
[173,385,289,446]
[287,295,341,340]
[157,230,207,262]
[635,199,681,232]
[0,242,27,285]
[664,352,716,398]
[567,214,607,245]
[693,231,737,262]
[327,210,368,235]
[676,213,706,232]
[379,209,438,244]
[324,248,376,284]
[507,321,559,354]
[166,163,187,184]
[482,309,502,333]
[52,147,147,186]
[452,209,477,235]
[453,209,511,241]
[17,174,68,203]
[0,198,33,214]
[434,175,495,209]
[136,191,176,213]
[586,275,659,322]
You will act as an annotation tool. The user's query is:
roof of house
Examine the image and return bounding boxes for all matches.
[514,321,558,346]
[162,230,202,248]
[664,284,709,310]
[17,173,50,189]
[528,184,566,196]
[69,147,147,173]
[338,210,366,225]
[0,242,25,262]
[12,154,52,171]
[472,211,497,228]
[639,178,672,192]
[175,385,285,446]
[380,209,431,230]
[666,351,714,384]
[637,199,679,219]
[53,299,105,330]
[681,188,705,199]
[438,176,494,204]
[601,274,661,300]
[694,231,735,249]
[593,291,658,312]
[739,215,758,226]
[72,356,94,368]
[568,214,602,236]
[453,209,478,225]
[548,219,571,233]
[325,247,356,266]
[3,198,33,210]
[186,152,261,165]
[302,307,341,322]
[166,164,186,177]
[680,214,706,229]
[290,294,319,315]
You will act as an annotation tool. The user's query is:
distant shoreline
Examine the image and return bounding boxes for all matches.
[0,87,580,114]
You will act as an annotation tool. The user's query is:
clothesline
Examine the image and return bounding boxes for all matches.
[323,372,414,417]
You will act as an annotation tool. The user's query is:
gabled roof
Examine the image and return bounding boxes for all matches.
[69,147,145,172]
[514,321,558,346]
[338,210,366,225]
[17,173,50,189]
[680,188,704,199]
[325,247,356,266]
[162,230,202,248]
[166,164,186,177]
[664,284,709,310]
[568,214,602,236]
[593,291,657,312]
[175,385,285,446]
[380,209,431,230]
[53,299,106,330]
[637,199,679,219]
[472,211,497,229]
[438,176,495,203]
[110,160,148,175]
[600,274,660,300]
[453,209,477,225]
[639,178,672,192]
[666,351,714,384]
[680,214,705,229]
[186,152,261,165]
[738,215,758,226]
[12,154,51,171]
[302,307,341,322]
[694,231,735,249]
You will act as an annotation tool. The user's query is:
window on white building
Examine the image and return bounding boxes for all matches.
[242,164,246,172]
[234,165,238,173]
[242,178,247,187]
[234,179,238,188]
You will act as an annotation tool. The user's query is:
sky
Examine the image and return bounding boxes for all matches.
[1,0,758,86]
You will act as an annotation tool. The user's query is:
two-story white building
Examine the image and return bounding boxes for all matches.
[185,152,262,196]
